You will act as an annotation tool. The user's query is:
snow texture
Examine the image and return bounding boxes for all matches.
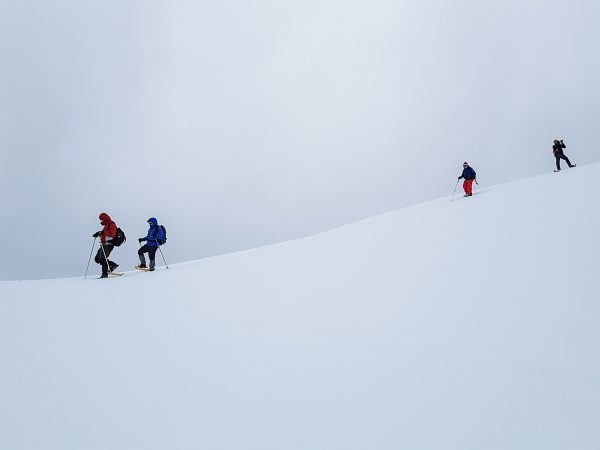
[1,164,599,449]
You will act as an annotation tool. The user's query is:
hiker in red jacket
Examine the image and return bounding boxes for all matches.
[93,213,119,278]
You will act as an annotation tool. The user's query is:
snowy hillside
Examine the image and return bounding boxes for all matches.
[1,164,599,450]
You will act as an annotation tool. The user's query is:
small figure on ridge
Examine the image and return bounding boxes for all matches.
[93,213,123,278]
[137,217,166,272]
[552,139,576,172]
[458,162,477,197]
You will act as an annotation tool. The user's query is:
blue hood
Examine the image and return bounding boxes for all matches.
[147,217,158,227]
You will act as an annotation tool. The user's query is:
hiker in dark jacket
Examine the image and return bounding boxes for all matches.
[93,212,119,278]
[552,139,576,172]
[457,162,477,197]
[137,217,165,271]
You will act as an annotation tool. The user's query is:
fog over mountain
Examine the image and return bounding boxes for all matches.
[1,0,599,280]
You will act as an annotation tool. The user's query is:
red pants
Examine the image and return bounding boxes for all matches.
[463,179,474,196]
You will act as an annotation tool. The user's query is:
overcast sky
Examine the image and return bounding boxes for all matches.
[1,0,599,280]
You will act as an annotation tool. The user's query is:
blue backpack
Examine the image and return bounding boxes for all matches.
[157,225,167,245]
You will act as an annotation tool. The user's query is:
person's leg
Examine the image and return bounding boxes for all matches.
[103,245,115,272]
[465,179,473,196]
[107,244,118,271]
[463,179,468,195]
[562,154,574,167]
[94,248,103,267]
[556,155,562,171]
[138,244,149,267]
[96,244,113,276]
[148,247,158,271]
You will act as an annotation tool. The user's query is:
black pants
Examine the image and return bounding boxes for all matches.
[555,153,573,170]
[138,245,158,260]
[95,244,116,275]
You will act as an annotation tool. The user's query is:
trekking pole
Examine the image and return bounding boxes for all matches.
[451,179,460,202]
[84,237,97,278]
[155,238,169,269]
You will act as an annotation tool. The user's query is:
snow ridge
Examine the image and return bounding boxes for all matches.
[1,165,599,449]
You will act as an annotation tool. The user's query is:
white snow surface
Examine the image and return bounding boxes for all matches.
[2,165,599,450]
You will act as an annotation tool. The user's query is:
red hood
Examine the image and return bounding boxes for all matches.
[99,213,112,226]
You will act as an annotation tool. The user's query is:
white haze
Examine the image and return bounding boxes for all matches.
[1,0,599,280]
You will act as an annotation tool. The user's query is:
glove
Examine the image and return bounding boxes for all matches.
[93,231,101,238]
[457,176,461,180]
[138,238,144,243]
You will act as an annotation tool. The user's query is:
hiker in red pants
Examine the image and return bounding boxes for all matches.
[458,162,477,197]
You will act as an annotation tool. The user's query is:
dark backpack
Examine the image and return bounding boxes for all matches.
[112,225,126,247]
[158,225,167,245]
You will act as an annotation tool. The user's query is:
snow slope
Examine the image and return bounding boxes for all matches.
[1,165,599,450]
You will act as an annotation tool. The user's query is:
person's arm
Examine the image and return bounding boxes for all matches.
[140,228,152,243]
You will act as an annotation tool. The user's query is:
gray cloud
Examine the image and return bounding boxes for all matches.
[1,0,599,280]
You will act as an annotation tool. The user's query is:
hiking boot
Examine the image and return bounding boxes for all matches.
[109,261,119,272]
[137,263,147,269]
[99,273,108,279]
[149,259,155,271]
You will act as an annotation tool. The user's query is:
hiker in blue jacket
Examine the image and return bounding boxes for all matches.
[457,162,477,197]
[137,217,165,271]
